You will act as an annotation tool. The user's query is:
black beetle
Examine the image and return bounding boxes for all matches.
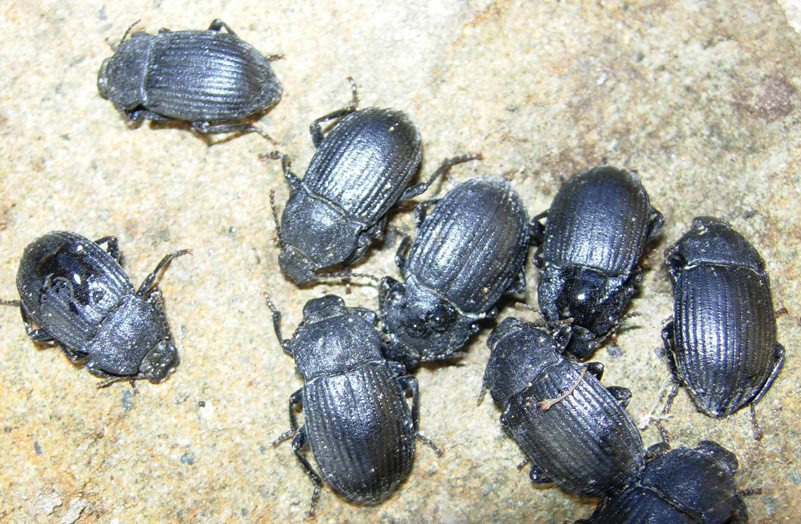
[268,81,478,284]
[4,231,188,385]
[481,317,644,497]
[576,441,750,524]
[532,166,664,359]
[662,216,785,439]
[267,294,440,515]
[98,19,282,141]
[380,176,530,369]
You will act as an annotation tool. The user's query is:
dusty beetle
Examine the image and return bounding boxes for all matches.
[662,216,785,439]
[98,19,282,141]
[577,441,751,523]
[482,317,644,497]
[267,294,440,515]
[380,176,530,369]
[267,80,478,284]
[3,231,188,385]
[532,166,663,359]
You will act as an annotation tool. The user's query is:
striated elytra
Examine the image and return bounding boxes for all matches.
[381,176,531,369]
[662,216,784,437]
[98,19,282,141]
[8,231,188,384]
[532,166,663,359]
[270,81,478,284]
[482,318,644,497]
[267,295,438,515]
[577,441,749,524]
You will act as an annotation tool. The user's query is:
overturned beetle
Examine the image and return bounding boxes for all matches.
[381,176,530,369]
[269,81,478,283]
[4,231,188,384]
[98,19,282,141]
[662,216,785,439]
[577,441,750,524]
[482,318,644,497]
[532,166,663,359]
[267,294,439,515]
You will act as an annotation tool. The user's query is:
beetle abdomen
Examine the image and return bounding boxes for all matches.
[579,486,696,524]
[303,108,422,223]
[16,231,132,351]
[145,31,280,122]
[543,167,652,275]
[303,362,415,505]
[504,360,644,497]
[673,265,778,416]
[408,177,529,312]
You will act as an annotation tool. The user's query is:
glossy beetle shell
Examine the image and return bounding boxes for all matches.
[281,295,418,505]
[484,318,644,497]
[278,108,422,283]
[578,441,747,524]
[381,176,530,368]
[663,216,785,417]
[534,166,663,359]
[15,231,182,381]
[98,20,281,129]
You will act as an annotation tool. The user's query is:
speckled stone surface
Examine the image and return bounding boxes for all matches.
[1,1,799,522]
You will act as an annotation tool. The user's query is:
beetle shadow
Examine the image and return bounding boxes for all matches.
[145,117,271,146]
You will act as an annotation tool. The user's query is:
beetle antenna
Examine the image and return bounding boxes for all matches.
[112,19,141,50]
[314,271,380,284]
[136,249,192,297]
[269,189,283,242]
[749,404,763,441]
[264,293,293,355]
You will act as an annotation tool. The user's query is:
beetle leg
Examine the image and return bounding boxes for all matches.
[414,433,443,456]
[397,374,442,454]
[506,269,526,295]
[394,235,413,273]
[606,386,632,408]
[528,461,553,484]
[528,210,548,245]
[191,121,277,144]
[264,294,293,355]
[310,78,359,148]
[94,236,121,263]
[412,200,438,227]
[136,249,191,298]
[290,427,323,518]
[273,388,304,447]
[19,304,55,342]
[585,361,604,380]
[208,19,236,34]
[261,151,301,191]
[644,207,665,243]
[0,298,21,307]
[399,154,482,201]
[397,375,420,430]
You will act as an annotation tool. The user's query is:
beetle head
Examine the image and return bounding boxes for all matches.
[97,31,153,114]
[641,442,740,523]
[665,216,765,274]
[139,339,179,380]
[484,318,565,407]
[540,265,631,359]
[381,276,473,363]
[278,190,363,284]
[292,295,383,379]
